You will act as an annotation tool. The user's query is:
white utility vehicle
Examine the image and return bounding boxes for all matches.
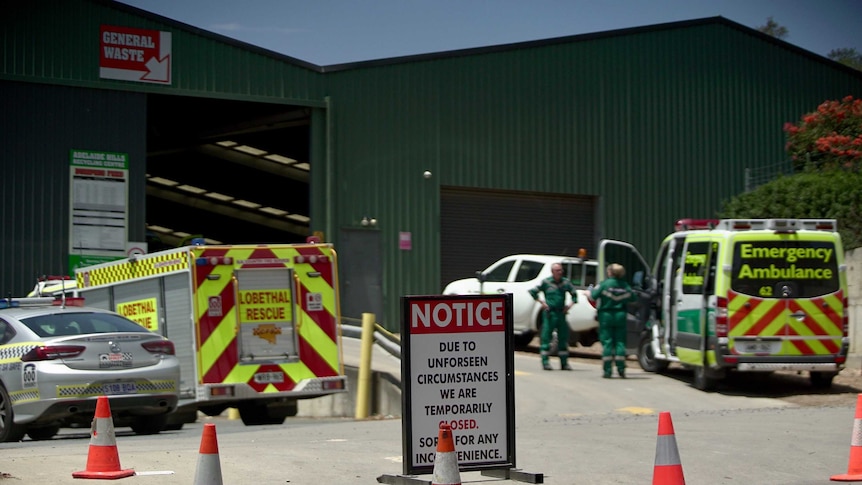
[443,254,599,347]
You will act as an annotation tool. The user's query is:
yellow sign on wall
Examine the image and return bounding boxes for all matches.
[116,297,159,332]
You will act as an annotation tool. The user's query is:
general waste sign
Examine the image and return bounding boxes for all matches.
[99,25,171,84]
[400,294,516,476]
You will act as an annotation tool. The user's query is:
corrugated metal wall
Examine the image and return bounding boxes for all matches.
[0,81,146,296]
[325,20,862,329]
[3,0,325,102]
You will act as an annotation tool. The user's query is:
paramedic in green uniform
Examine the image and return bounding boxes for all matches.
[590,263,636,378]
[528,263,578,371]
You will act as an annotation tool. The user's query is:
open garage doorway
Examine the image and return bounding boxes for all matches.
[144,94,313,247]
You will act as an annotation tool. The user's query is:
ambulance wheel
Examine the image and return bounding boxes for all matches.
[693,366,715,392]
[0,383,26,442]
[810,371,836,389]
[637,336,668,373]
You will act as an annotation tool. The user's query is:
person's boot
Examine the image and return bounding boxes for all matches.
[561,360,573,371]
[618,367,626,378]
[542,360,552,371]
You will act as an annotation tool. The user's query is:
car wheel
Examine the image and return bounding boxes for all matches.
[27,425,60,441]
[513,331,534,348]
[0,384,26,442]
[810,371,836,389]
[130,414,168,435]
[637,336,668,373]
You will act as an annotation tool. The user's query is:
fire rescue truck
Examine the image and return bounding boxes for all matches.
[598,218,849,391]
[74,239,348,426]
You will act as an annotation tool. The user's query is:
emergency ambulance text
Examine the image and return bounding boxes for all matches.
[739,244,832,263]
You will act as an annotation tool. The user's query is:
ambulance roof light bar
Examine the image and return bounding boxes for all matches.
[714,218,838,233]
[675,219,719,231]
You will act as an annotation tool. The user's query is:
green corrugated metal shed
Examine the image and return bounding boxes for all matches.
[323,18,862,327]
[2,2,861,331]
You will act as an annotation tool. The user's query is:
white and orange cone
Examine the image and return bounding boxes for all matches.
[194,423,224,485]
[832,394,862,481]
[431,422,461,485]
[72,396,135,479]
[653,411,685,485]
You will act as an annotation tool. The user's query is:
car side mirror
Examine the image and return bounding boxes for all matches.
[475,271,487,283]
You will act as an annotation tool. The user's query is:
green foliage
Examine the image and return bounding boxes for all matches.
[757,17,788,39]
[719,170,862,249]
[828,48,862,71]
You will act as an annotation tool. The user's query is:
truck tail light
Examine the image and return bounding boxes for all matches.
[716,296,728,337]
[843,297,850,337]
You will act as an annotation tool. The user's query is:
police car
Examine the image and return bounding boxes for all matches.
[442,254,599,347]
[0,297,180,441]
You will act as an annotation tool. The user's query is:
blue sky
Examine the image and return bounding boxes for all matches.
[118,0,861,66]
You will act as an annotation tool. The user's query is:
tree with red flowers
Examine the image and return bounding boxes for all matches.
[720,96,862,249]
[784,95,862,172]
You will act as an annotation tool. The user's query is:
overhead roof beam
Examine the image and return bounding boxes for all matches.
[195,144,310,183]
[146,185,310,238]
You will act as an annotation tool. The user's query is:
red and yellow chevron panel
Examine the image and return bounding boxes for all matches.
[191,244,341,394]
[727,289,844,356]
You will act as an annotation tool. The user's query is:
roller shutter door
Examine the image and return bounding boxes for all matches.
[440,187,597,289]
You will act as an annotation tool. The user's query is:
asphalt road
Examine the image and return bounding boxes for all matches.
[2,340,861,484]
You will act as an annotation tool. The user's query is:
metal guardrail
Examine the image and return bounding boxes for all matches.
[341,317,402,359]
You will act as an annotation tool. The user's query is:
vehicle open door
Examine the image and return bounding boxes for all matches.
[597,240,652,353]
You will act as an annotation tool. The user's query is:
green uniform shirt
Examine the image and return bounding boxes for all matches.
[529,275,578,310]
[590,277,635,312]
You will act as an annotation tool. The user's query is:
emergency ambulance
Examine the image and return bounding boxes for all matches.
[599,218,849,391]
[74,239,347,426]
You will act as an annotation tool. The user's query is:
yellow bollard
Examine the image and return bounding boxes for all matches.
[228,407,239,420]
[354,312,376,419]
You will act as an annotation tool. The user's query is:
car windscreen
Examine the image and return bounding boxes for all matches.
[21,312,153,338]
[730,239,839,298]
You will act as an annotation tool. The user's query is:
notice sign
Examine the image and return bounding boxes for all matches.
[401,294,515,476]
[100,25,171,84]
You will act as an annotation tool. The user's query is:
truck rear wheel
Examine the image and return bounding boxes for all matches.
[238,402,286,426]
[130,414,168,435]
[637,336,668,373]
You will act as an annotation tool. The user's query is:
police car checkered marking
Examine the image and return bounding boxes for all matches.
[57,380,177,398]
[10,388,40,404]
[0,343,40,364]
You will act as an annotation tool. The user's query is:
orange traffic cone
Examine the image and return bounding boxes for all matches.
[831,394,862,481]
[431,423,461,485]
[653,411,685,485]
[194,423,224,485]
[72,396,135,479]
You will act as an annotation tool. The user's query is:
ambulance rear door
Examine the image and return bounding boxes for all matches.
[234,268,299,362]
[672,237,719,366]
